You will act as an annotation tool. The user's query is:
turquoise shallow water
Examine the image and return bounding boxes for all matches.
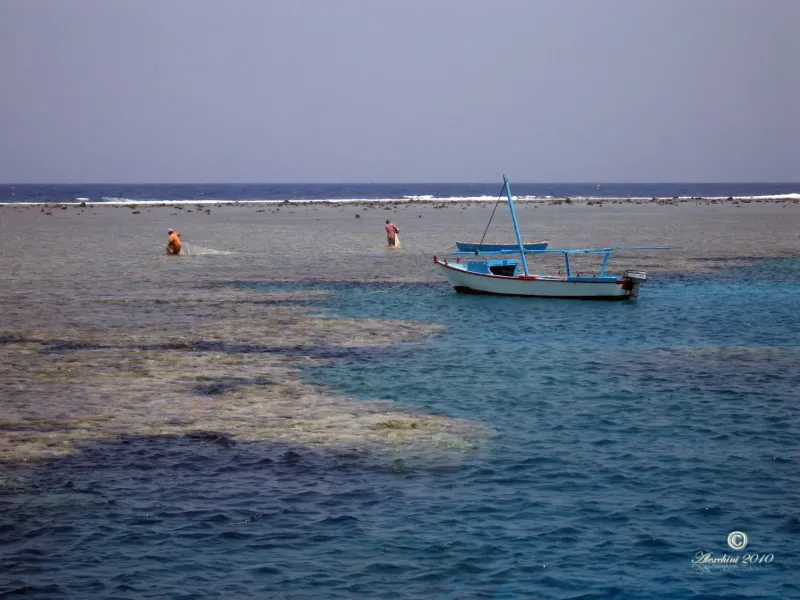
[2,260,799,599]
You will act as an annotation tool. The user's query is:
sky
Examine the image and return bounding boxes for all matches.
[0,0,798,183]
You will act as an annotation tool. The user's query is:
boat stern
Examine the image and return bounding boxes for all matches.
[622,270,647,298]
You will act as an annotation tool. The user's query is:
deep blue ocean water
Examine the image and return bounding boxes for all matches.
[2,260,799,599]
[0,182,798,204]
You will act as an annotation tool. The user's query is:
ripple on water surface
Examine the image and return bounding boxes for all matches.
[2,261,799,598]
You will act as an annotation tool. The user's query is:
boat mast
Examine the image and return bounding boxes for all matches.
[503,175,530,276]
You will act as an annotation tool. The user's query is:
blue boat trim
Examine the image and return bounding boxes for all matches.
[437,259,625,283]
[452,286,634,300]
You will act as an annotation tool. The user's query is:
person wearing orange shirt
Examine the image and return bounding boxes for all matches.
[166,229,182,255]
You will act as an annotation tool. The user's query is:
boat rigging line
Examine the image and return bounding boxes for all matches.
[475,184,508,254]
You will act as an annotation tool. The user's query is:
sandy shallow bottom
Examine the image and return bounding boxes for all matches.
[1,200,799,463]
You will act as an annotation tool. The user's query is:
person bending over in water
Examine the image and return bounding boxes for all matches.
[385,220,400,248]
[166,229,182,255]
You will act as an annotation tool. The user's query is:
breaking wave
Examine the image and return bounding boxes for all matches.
[0,192,797,207]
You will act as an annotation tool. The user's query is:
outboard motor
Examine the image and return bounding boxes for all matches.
[622,270,647,298]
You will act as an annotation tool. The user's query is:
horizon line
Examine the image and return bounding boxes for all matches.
[2,181,799,186]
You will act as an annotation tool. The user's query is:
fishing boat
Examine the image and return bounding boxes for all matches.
[434,175,674,300]
[455,240,549,253]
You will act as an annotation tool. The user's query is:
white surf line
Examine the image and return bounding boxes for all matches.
[1,193,798,207]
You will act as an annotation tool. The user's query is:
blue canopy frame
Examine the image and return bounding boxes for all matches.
[450,246,676,276]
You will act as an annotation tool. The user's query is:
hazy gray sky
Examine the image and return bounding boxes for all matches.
[1,0,798,183]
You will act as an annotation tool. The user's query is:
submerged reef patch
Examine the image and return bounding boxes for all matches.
[0,291,488,463]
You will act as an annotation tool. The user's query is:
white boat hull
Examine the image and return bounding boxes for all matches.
[434,259,638,300]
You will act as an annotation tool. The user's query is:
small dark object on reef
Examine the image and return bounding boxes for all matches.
[374,419,423,430]
[186,430,234,446]
[354,214,360,218]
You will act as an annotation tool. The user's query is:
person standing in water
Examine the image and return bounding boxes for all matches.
[166,229,182,255]
[385,220,400,248]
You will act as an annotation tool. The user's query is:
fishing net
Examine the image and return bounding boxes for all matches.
[179,243,232,255]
